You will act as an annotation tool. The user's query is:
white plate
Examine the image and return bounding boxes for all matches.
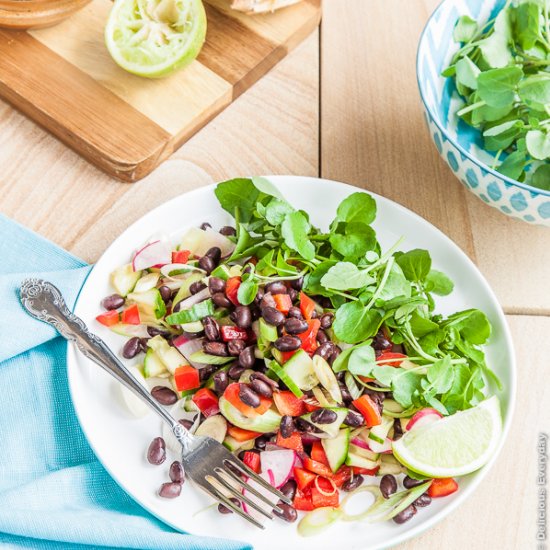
[68,176,516,550]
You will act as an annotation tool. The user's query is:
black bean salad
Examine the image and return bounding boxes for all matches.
[96,177,501,534]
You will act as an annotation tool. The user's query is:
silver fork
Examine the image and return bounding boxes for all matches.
[19,278,291,529]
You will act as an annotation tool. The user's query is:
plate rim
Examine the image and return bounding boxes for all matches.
[67,175,517,550]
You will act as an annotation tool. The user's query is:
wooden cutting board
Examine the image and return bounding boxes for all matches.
[0,0,320,182]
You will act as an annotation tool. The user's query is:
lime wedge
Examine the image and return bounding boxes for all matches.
[105,0,207,78]
[392,396,503,478]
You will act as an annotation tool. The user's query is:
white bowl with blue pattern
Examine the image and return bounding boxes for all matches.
[417,0,550,226]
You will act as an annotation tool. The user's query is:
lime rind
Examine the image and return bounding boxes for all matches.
[105,0,207,78]
[392,396,503,478]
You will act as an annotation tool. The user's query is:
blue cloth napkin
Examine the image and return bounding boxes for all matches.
[0,215,251,550]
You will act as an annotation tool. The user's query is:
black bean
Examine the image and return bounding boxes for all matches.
[287,306,303,319]
[310,408,338,424]
[314,341,334,360]
[295,417,322,433]
[204,341,228,356]
[363,389,385,414]
[227,339,246,356]
[328,347,342,366]
[199,364,217,381]
[393,418,404,441]
[139,338,149,353]
[238,346,256,368]
[318,297,333,309]
[316,329,329,345]
[251,378,273,398]
[310,310,319,318]
[265,281,287,295]
[403,476,427,489]
[260,293,277,310]
[147,326,170,338]
[284,318,309,335]
[274,502,298,523]
[169,461,184,484]
[208,277,226,294]
[250,372,279,389]
[158,482,182,499]
[147,437,166,465]
[232,305,252,329]
[290,276,304,291]
[213,370,229,394]
[254,434,273,451]
[189,281,207,295]
[158,285,172,303]
[218,497,240,514]
[151,386,178,406]
[413,494,432,508]
[287,288,298,302]
[320,312,334,329]
[202,316,220,341]
[342,475,364,492]
[122,337,142,359]
[392,505,417,524]
[280,415,295,438]
[101,293,125,310]
[179,419,193,431]
[228,363,246,380]
[239,384,261,408]
[344,410,364,427]
[205,246,222,263]
[261,307,285,328]
[274,335,301,352]
[198,255,216,274]
[200,222,212,230]
[219,226,236,236]
[372,328,392,351]
[280,479,297,501]
[254,288,265,305]
[339,384,353,405]
[211,292,232,308]
[380,474,398,499]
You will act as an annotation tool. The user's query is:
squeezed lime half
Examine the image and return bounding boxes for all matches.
[105,0,207,78]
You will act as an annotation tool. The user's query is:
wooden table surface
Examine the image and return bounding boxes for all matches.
[1,1,548,548]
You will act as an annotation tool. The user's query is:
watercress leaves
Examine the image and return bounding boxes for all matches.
[526,129,550,160]
[453,15,478,43]
[425,270,454,296]
[215,178,262,223]
[394,249,432,283]
[335,192,377,226]
[329,222,377,259]
[333,302,382,344]
[281,211,315,260]
[321,262,375,290]
[477,67,523,108]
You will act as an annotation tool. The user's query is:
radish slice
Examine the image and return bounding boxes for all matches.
[350,436,370,450]
[173,335,205,369]
[406,408,443,431]
[242,471,279,522]
[368,437,393,454]
[293,453,304,470]
[264,442,287,452]
[175,287,210,312]
[132,240,171,271]
[260,449,296,487]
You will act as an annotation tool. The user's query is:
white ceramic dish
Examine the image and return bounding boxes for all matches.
[67,176,516,550]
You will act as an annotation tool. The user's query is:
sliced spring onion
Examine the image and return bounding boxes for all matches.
[345,371,362,400]
[297,506,343,537]
[312,355,343,403]
[160,263,206,278]
[340,485,383,522]
[314,476,337,497]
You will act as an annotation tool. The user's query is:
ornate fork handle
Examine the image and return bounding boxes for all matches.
[19,279,193,449]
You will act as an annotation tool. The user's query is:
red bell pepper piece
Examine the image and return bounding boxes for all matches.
[311,477,339,508]
[273,293,292,314]
[294,467,317,491]
[351,466,380,476]
[297,319,321,354]
[279,350,297,363]
[121,304,140,325]
[242,451,261,474]
[192,388,219,417]
[96,310,120,327]
[352,394,382,427]
[299,291,316,320]
[332,466,353,487]
[428,478,458,498]
[225,277,241,306]
[303,457,333,478]
[171,250,190,264]
[272,391,307,416]
[376,351,407,367]
[303,398,321,412]
[276,431,304,452]
[293,488,314,511]
[224,383,272,418]
[310,441,330,467]
[220,325,248,341]
[226,426,261,442]
[174,365,200,391]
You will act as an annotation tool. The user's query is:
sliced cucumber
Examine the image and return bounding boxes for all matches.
[223,435,255,452]
[219,396,281,433]
[266,359,303,398]
[172,272,205,307]
[143,349,168,378]
[322,428,350,473]
[188,350,234,366]
[180,320,204,333]
[368,415,393,445]
[133,272,160,293]
[259,317,278,343]
[301,407,348,438]
[383,399,404,414]
[283,349,318,391]
[349,443,380,461]
[345,451,381,470]
[238,369,256,383]
[378,454,406,476]
[312,355,342,403]
[110,323,149,338]
[111,263,141,297]
[210,264,231,281]
[195,415,227,443]
[147,335,187,374]
[127,288,166,319]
